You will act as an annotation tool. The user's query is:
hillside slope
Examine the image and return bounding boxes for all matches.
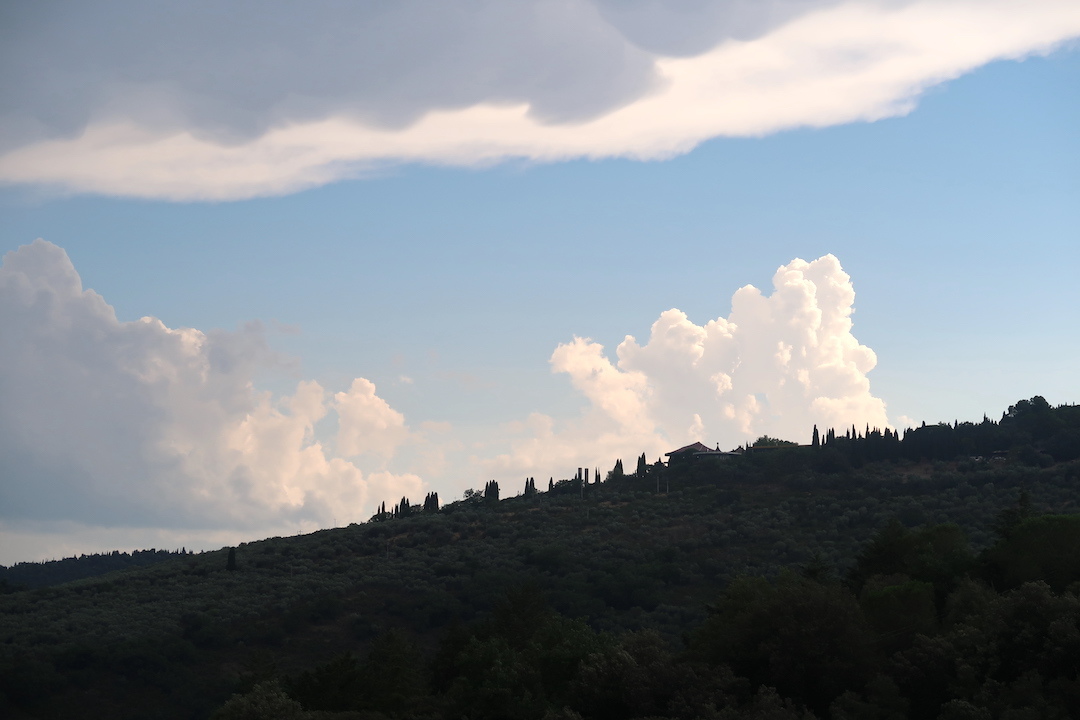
[2,398,1079,719]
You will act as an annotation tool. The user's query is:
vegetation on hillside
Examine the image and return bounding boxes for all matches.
[0,548,191,591]
[0,397,1078,719]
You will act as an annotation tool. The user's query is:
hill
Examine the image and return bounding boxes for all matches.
[0,548,191,591]
[1,397,1079,719]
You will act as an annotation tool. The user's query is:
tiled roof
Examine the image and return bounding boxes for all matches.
[666,441,713,456]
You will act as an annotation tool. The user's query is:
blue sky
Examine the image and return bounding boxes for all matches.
[1,1,1078,563]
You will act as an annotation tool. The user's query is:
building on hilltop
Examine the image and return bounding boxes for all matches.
[665,442,742,465]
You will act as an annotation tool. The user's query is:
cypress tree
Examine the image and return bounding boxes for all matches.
[812,425,820,448]
[423,492,439,513]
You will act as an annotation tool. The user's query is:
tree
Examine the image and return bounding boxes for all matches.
[485,480,500,503]
[752,435,798,447]
[423,492,440,513]
[608,459,624,482]
[211,680,303,720]
[226,548,237,572]
[690,573,875,715]
[812,425,820,449]
[992,490,1033,539]
[983,514,1080,591]
[635,453,648,477]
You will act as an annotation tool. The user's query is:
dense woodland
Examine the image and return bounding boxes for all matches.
[2,397,1080,720]
[0,548,191,591]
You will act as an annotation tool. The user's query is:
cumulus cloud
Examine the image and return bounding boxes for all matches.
[483,254,888,477]
[1,0,1077,199]
[0,240,421,537]
[0,241,894,561]
[615,254,888,440]
[334,378,410,460]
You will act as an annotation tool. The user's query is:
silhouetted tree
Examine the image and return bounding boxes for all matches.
[690,573,875,716]
[993,489,1033,539]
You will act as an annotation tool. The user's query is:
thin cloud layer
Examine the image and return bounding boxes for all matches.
[0,240,421,535]
[1,0,1077,199]
[483,255,888,478]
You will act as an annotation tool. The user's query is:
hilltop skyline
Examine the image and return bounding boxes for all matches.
[2,1,1078,564]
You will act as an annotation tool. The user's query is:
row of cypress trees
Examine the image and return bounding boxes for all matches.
[372,492,441,521]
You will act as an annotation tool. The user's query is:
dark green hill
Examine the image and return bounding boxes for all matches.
[0,548,190,591]
[2,398,1079,719]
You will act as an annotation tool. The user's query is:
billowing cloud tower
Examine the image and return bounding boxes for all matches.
[546,254,886,458]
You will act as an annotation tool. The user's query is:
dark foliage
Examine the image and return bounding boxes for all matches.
[0,547,190,589]
[2,397,1080,719]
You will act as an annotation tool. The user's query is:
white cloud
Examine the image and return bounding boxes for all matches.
[0,241,895,562]
[481,254,888,478]
[895,414,920,429]
[616,254,890,442]
[0,240,421,542]
[0,0,1077,199]
[334,378,410,459]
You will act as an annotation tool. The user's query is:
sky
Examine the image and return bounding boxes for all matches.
[1,0,1078,565]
